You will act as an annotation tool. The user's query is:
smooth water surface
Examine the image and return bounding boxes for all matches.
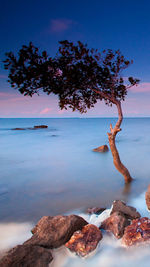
[0,118,150,224]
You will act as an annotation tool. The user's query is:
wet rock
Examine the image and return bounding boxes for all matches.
[122,217,150,246]
[87,207,106,215]
[65,224,102,257]
[25,215,88,248]
[34,125,48,129]
[93,145,109,152]
[12,128,26,130]
[111,200,141,220]
[100,211,130,239]
[0,244,53,267]
[145,185,150,210]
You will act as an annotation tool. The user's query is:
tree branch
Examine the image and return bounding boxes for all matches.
[126,84,137,90]
[90,87,117,104]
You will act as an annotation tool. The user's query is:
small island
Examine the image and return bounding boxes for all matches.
[12,125,48,130]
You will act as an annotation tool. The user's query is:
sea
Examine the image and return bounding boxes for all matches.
[1,117,150,266]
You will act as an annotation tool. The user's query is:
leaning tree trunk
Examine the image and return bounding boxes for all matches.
[107,101,133,183]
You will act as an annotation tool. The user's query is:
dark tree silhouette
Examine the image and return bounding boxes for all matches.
[4,41,139,183]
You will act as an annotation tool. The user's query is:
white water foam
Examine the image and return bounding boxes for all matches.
[0,222,34,253]
[51,191,150,267]
[1,192,150,266]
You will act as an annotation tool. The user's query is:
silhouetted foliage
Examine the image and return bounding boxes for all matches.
[3,41,139,113]
[4,41,139,183]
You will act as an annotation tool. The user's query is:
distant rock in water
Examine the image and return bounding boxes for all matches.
[0,244,53,267]
[65,224,102,257]
[145,185,150,210]
[24,215,88,248]
[12,128,26,130]
[34,125,48,129]
[93,145,109,152]
[12,125,48,131]
[122,217,150,246]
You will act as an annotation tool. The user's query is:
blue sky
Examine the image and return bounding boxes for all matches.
[1,0,150,117]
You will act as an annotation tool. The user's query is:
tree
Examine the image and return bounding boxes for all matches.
[3,41,139,183]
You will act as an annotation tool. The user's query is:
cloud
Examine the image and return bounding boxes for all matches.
[58,109,66,114]
[0,92,29,102]
[1,83,150,117]
[0,92,14,97]
[40,107,52,114]
[50,19,73,33]
[129,82,150,93]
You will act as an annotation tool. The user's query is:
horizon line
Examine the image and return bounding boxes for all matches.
[1,116,150,119]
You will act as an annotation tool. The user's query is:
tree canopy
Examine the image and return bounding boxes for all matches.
[4,40,139,183]
[4,40,139,113]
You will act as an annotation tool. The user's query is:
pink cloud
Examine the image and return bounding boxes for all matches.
[0,92,30,102]
[50,19,73,33]
[58,109,66,114]
[0,92,14,97]
[40,107,52,114]
[129,82,150,93]
[1,84,150,117]
[20,110,38,114]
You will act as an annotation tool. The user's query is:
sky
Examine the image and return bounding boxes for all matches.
[1,0,150,117]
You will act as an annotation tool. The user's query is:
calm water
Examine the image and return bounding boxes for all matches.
[1,118,150,265]
[0,118,150,224]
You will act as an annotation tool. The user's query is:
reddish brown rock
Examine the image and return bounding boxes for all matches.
[100,211,130,239]
[111,200,141,220]
[122,217,150,246]
[25,215,88,248]
[87,207,106,215]
[34,125,48,129]
[93,145,109,152]
[65,224,102,257]
[0,244,53,267]
[145,185,150,210]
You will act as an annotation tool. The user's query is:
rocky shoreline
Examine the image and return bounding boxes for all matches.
[1,193,150,267]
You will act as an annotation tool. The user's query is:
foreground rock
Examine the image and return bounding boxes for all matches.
[93,145,109,152]
[87,207,106,215]
[25,215,88,248]
[65,224,102,257]
[111,200,141,220]
[34,125,48,129]
[122,217,150,246]
[145,185,150,210]
[0,244,53,267]
[100,211,130,239]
